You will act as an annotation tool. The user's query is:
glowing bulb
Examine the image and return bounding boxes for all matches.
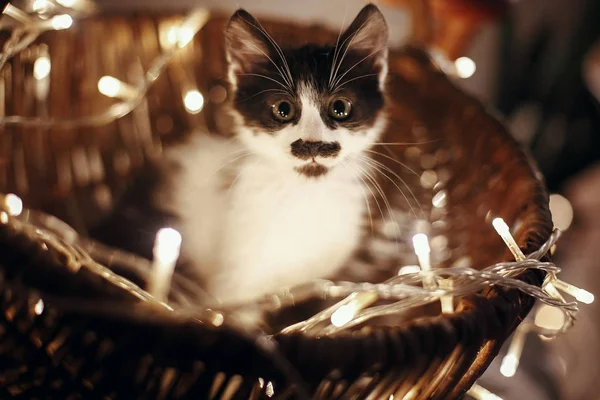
[177,26,195,48]
[34,56,51,80]
[51,14,73,30]
[412,233,431,257]
[56,0,77,7]
[330,305,355,327]
[398,265,421,275]
[183,90,204,114]
[534,304,565,331]
[149,227,182,302]
[549,194,574,231]
[32,0,50,12]
[552,279,595,304]
[492,218,525,261]
[575,288,595,304]
[34,299,44,315]
[154,228,182,264]
[4,193,23,216]
[454,56,476,78]
[500,354,519,377]
[98,76,122,98]
[166,26,179,46]
[468,383,504,400]
[265,381,274,397]
[212,312,224,327]
[258,378,264,388]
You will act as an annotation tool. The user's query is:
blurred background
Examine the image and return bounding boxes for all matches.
[2,0,600,398]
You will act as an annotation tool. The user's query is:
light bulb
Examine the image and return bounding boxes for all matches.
[56,0,77,7]
[51,14,73,30]
[330,305,355,327]
[183,90,204,114]
[500,354,519,377]
[34,56,51,80]
[455,57,476,78]
[4,193,23,216]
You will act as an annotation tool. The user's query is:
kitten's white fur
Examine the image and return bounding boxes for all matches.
[162,86,385,305]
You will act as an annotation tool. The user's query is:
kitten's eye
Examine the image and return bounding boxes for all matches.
[272,100,296,122]
[329,98,352,121]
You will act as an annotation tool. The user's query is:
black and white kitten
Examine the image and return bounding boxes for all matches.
[162,4,389,305]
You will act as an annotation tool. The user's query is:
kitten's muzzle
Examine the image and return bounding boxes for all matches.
[290,139,341,160]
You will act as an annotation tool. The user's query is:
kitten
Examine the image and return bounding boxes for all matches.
[162,4,389,306]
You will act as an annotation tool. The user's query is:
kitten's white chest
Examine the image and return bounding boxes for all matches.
[211,160,364,303]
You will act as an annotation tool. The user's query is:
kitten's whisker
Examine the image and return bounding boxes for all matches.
[329,18,371,91]
[227,159,259,197]
[345,160,386,225]
[332,47,386,89]
[365,149,423,180]
[366,156,424,218]
[342,159,374,235]
[371,139,442,146]
[238,88,289,102]
[333,73,379,93]
[353,158,401,255]
[329,5,350,88]
[240,16,295,89]
[235,73,291,93]
[207,152,252,183]
[239,39,293,90]
[358,155,423,219]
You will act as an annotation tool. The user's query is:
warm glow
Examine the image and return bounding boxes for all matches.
[534,305,565,331]
[549,194,574,231]
[398,265,421,275]
[149,227,182,301]
[154,227,182,264]
[34,299,44,315]
[331,305,355,327]
[212,312,224,327]
[32,0,50,12]
[575,288,595,304]
[177,26,195,48]
[412,233,431,257]
[455,56,476,78]
[98,76,124,98]
[34,56,51,80]
[500,354,519,378]
[5,193,23,216]
[183,90,204,114]
[553,279,594,304]
[51,14,73,30]
[56,0,77,7]
[492,218,510,237]
[166,26,179,46]
[492,218,525,261]
[265,381,274,397]
[468,383,504,400]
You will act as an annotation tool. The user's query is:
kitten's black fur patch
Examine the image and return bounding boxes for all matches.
[290,139,341,160]
[295,163,329,178]
[225,4,388,134]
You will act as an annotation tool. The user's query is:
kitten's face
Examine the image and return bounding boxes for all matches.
[225,4,389,178]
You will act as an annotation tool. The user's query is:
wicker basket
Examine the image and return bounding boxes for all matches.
[0,8,552,400]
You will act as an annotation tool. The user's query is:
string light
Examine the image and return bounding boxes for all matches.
[492,218,525,261]
[33,55,51,80]
[49,14,73,30]
[97,76,138,100]
[412,233,436,289]
[500,323,532,377]
[34,299,44,315]
[183,89,204,114]
[454,56,476,79]
[4,193,23,216]
[0,7,211,129]
[467,383,503,400]
[56,0,78,7]
[149,227,182,302]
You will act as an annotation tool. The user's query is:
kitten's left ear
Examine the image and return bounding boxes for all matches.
[225,9,274,88]
[339,4,389,86]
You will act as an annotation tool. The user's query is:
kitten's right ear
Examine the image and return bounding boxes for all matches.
[225,9,272,88]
